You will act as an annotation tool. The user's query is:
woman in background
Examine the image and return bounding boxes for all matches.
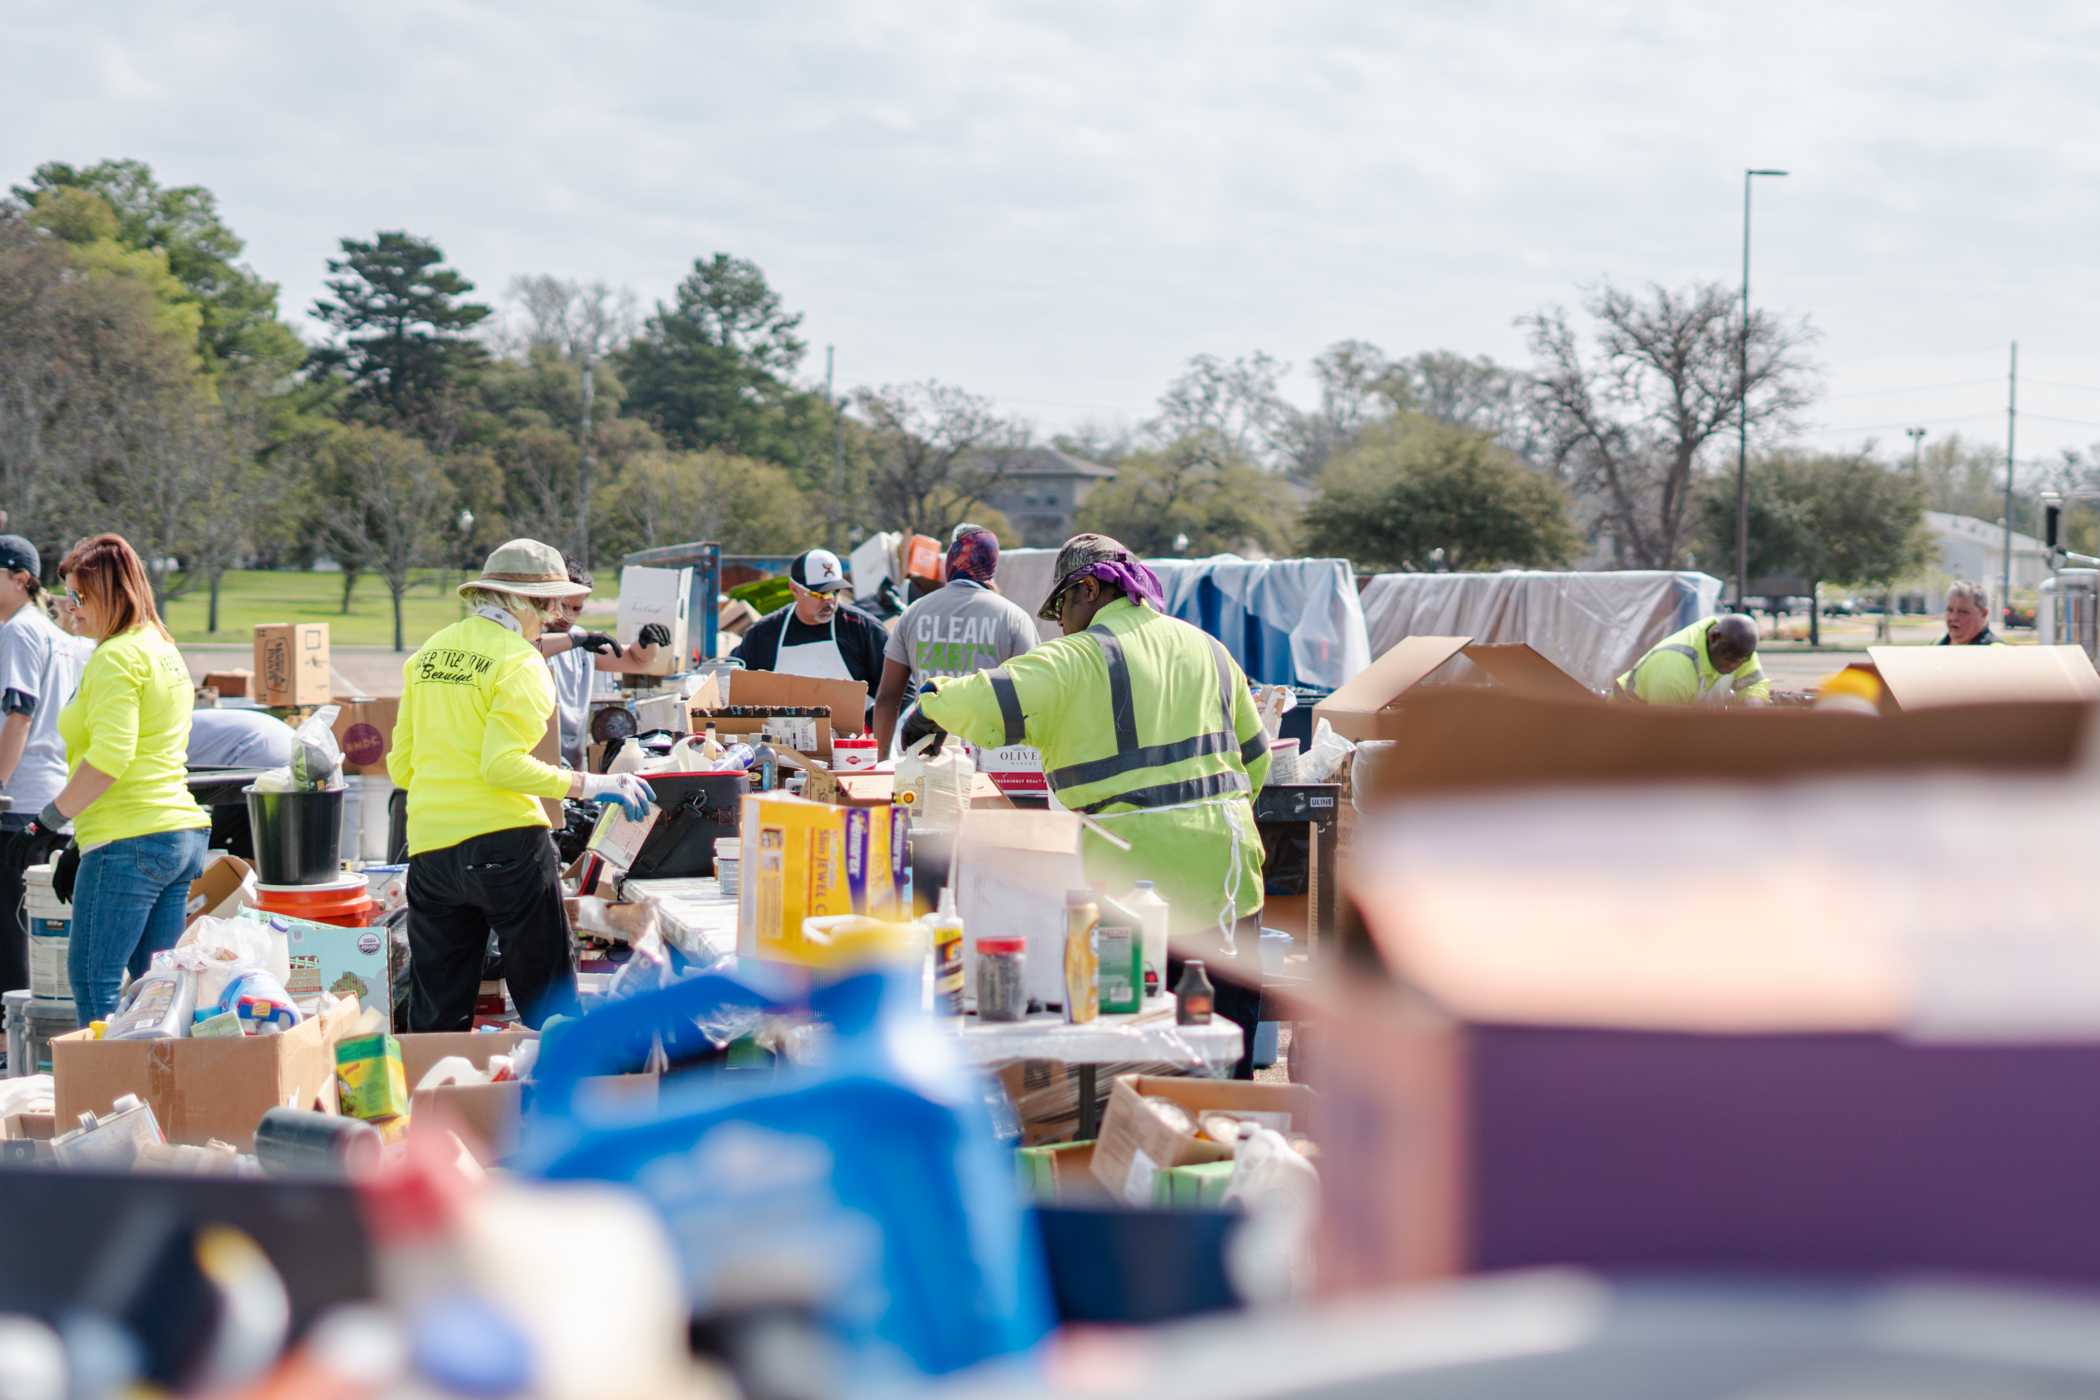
[40,535,209,1023]
[0,533,88,1000]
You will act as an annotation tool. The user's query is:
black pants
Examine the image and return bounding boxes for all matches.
[406,826,575,1032]
[1167,914,1266,1081]
[0,823,66,997]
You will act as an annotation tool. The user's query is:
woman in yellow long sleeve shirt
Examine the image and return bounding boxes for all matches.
[40,536,210,1023]
[388,540,655,1031]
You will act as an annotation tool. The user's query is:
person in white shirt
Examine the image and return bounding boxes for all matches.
[534,558,665,771]
[0,535,89,997]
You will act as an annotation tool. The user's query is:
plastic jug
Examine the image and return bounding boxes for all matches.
[105,965,198,1041]
[518,964,1051,1382]
[1125,881,1171,999]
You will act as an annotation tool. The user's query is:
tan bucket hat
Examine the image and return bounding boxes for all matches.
[457,538,591,600]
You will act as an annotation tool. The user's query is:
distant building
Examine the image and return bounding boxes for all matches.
[975,447,1118,547]
[1923,511,2049,592]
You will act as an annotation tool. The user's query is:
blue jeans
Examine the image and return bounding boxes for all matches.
[68,828,208,1024]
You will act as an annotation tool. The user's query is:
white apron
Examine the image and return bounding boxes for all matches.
[774,615,855,681]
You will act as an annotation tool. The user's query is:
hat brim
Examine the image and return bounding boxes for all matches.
[798,578,851,594]
[457,577,591,601]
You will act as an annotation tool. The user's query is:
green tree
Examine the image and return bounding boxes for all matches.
[598,449,812,558]
[619,253,823,467]
[15,158,302,375]
[308,231,491,430]
[1695,451,1928,642]
[314,423,457,651]
[480,348,658,561]
[1303,416,1577,572]
[1076,438,1293,558]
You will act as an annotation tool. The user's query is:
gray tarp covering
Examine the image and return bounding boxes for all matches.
[1358,570,1723,691]
[996,551,1371,691]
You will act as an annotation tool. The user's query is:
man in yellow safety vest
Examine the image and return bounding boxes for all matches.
[919,534,1272,1077]
[1616,614,1772,705]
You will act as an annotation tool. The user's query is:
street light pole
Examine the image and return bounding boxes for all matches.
[1736,167,1789,612]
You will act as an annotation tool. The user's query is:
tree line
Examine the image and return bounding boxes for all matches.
[2,157,2082,651]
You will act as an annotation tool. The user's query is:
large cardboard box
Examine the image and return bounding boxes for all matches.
[1091,1074,1316,1206]
[616,565,690,676]
[332,696,400,775]
[718,669,871,749]
[952,808,1089,1006]
[53,999,358,1150]
[1316,740,2100,1294]
[239,908,390,1018]
[1857,643,2100,711]
[253,623,331,708]
[1313,635,1596,741]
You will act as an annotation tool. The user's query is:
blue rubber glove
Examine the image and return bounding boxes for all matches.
[579,772,657,820]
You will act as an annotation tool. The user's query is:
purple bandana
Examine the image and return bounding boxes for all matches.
[1081,559,1165,612]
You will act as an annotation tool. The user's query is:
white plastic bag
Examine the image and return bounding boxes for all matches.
[1297,717,1355,786]
[290,704,344,790]
[176,913,292,1011]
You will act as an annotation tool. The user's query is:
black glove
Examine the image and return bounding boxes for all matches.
[52,841,79,905]
[636,623,671,649]
[573,630,623,657]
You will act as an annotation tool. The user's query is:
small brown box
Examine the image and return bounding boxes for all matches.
[253,623,331,707]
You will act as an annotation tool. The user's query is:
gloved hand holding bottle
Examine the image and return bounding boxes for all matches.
[571,772,657,820]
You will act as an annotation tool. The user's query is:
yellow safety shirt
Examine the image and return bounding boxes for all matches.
[57,626,209,848]
[1616,618,1773,705]
[388,615,569,856]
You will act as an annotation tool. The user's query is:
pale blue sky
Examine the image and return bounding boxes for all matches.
[9,0,2100,465]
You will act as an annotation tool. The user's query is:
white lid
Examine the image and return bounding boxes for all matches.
[715,838,741,857]
[255,874,369,895]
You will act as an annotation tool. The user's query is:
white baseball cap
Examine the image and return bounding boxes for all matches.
[790,548,849,594]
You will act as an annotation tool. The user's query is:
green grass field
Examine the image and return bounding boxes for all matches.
[160,570,619,647]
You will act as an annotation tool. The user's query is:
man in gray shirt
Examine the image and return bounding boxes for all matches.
[873,524,1038,753]
[187,706,297,769]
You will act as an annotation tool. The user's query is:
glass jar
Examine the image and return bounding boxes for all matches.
[976,936,1027,1022]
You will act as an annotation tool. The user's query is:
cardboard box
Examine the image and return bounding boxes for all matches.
[239,907,390,1018]
[1316,753,2100,1294]
[201,669,251,700]
[721,669,869,737]
[736,794,907,963]
[1019,1141,1107,1202]
[616,565,690,676]
[185,853,253,928]
[1164,1160,1237,1208]
[996,1058,1188,1146]
[253,623,331,708]
[332,696,400,775]
[800,762,1007,811]
[953,809,1089,1006]
[693,705,831,760]
[1091,1074,1316,1206]
[399,1030,658,1159]
[1313,635,1596,741]
[1856,643,2100,711]
[53,999,358,1150]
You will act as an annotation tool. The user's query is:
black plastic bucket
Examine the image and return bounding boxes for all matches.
[245,787,346,885]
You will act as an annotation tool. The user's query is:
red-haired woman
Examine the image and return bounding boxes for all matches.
[36,535,209,1023]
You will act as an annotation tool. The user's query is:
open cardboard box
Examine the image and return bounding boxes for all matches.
[797,758,1008,810]
[402,1029,659,1161]
[1314,635,1597,741]
[185,852,253,928]
[53,997,361,1150]
[1851,642,2100,711]
[1311,693,2100,1294]
[1091,1074,1316,1206]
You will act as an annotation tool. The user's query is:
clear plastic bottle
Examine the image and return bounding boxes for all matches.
[1125,881,1171,999]
[105,965,197,1041]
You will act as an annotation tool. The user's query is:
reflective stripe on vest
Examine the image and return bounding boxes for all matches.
[1077,768,1250,816]
[987,667,1025,746]
[1044,623,1246,800]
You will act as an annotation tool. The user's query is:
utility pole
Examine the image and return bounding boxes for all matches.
[2002,341,2017,634]
[1736,168,1788,612]
[1886,427,1927,642]
[578,347,595,570]
[828,344,848,545]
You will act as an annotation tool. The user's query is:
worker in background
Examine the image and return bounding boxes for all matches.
[388,539,656,1031]
[187,706,296,860]
[1939,580,2001,646]
[535,558,667,771]
[873,524,1039,755]
[0,535,86,1001]
[1616,614,1772,705]
[920,533,1272,1079]
[732,549,889,700]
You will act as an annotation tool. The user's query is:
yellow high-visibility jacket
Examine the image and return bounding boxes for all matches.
[1617,618,1772,705]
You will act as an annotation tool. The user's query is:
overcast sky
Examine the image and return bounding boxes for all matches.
[11,1,2100,466]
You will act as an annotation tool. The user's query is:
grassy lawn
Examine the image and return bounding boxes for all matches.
[160,569,621,647]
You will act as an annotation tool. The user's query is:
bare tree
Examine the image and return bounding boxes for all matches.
[319,424,455,652]
[853,381,1028,538]
[1280,340,1398,479]
[501,275,638,360]
[1149,352,1291,468]
[1521,281,1816,568]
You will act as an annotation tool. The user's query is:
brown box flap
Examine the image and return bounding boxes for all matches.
[1866,644,2100,710]
[725,671,869,735]
[1315,636,1595,739]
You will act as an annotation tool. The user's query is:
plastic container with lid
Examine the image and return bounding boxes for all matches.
[976,937,1026,1023]
[714,838,741,898]
[833,734,880,772]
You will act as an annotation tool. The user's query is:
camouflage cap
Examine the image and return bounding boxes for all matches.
[1039,532,1135,622]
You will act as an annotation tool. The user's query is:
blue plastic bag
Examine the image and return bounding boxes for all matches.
[518,964,1051,1383]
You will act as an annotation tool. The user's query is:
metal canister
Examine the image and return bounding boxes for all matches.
[254,1108,383,1176]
